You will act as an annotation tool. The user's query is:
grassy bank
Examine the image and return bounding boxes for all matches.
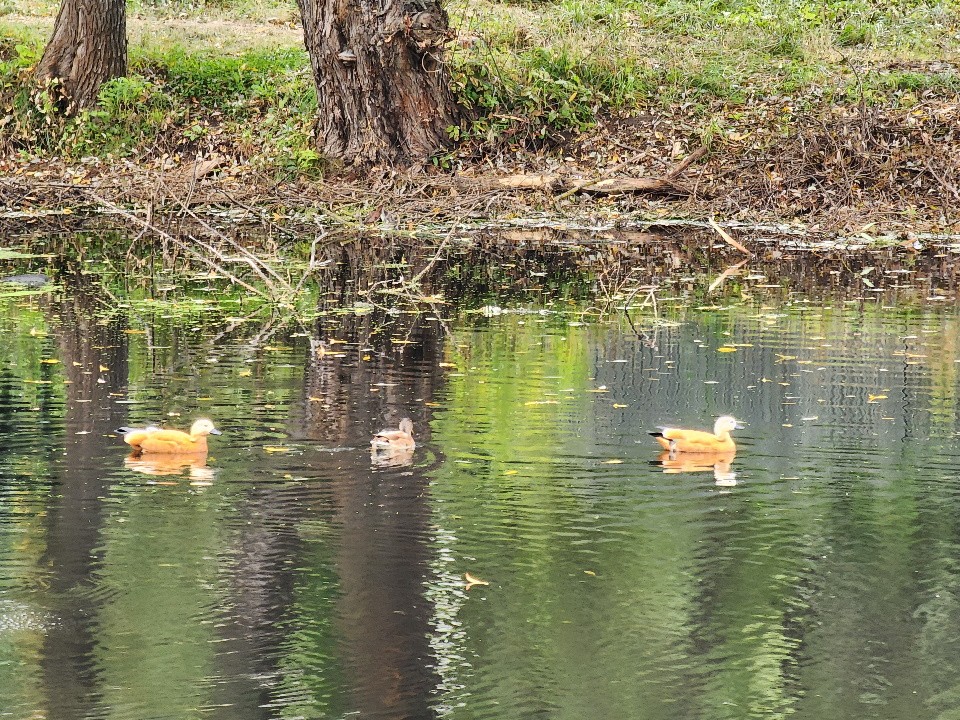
[3,0,958,162]
[2,0,960,234]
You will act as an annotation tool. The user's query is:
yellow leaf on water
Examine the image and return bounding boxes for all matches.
[263,446,291,453]
[602,459,624,464]
[504,469,519,475]
[99,365,109,372]
[439,362,458,368]
[868,394,888,402]
[238,370,252,377]
[40,358,59,364]
[717,347,737,353]
[464,572,490,590]
[308,396,323,402]
[584,570,596,576]
[613,403,628,408]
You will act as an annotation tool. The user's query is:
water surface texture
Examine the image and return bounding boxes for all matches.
[1,257,960,720]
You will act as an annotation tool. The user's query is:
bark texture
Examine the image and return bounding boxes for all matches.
[297,0,461,167]
[35,0,127,114]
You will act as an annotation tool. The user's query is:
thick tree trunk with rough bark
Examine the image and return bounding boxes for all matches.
[35,0,127,114]
[297,0,461,168]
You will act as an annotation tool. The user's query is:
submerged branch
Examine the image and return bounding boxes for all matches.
[85,192,274,301]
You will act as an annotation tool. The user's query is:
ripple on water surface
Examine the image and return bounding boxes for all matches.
[0,281,959,719]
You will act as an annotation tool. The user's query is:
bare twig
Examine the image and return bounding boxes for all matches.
[554,151,646,201]
[708,217,753,256]
[86,191,273,300]
[665,145,708,180]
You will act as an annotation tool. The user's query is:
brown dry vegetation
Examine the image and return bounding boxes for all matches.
[2,4,960,242]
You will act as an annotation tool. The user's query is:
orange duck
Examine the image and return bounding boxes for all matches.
[371,418,416,452]
[650,415,741,454]
[118,418,222,454]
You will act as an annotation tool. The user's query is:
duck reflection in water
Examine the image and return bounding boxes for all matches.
[124,453,217,484]
[370,417,416,467]
[657,450,738,486]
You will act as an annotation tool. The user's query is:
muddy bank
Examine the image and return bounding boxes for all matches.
[2,90,959,242]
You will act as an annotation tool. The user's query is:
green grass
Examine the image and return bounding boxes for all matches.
[2,0,959,163]
[0,26,318,171]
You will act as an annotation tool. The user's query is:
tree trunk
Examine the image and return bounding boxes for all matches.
[297,0,461,168]
[35,0,127,114]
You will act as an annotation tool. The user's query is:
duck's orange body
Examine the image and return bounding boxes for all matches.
[118,418,221,454]
[371,418,415,452]
[650,416,740,454]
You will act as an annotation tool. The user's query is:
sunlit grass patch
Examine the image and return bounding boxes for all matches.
[447,0,960,145]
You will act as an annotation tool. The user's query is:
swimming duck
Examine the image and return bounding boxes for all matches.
[117,418,222,454]
[371,417,415,452]
[650,415,741,453]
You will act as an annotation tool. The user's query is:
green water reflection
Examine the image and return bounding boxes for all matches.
[0,266,959,719]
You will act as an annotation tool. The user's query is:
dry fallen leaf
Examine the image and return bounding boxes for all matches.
[464,572,490,590]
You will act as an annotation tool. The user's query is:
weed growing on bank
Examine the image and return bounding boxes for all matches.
[1,0,959,168]
[0,31,319,174]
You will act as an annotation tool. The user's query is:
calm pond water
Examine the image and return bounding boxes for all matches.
[1,239,960,719]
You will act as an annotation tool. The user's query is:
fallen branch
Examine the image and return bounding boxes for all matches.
[497,145,705,200]
[665,145,708,180]
[85,191,274,301]
[496,172,688,197]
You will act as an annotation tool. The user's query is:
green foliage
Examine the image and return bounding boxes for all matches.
[451,44,657,146]
[4,0,960,164]
[0,31,317,174]
[443,0,960,148]
[837,21,872,47]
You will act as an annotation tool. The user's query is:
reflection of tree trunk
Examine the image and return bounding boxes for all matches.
[293,311,444,445]
[296,0,460,167]
[39,286,129,716]
[224,313,446,717]
[334,468,439,720]
[35,0,127,113]
[326,316,443,719]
